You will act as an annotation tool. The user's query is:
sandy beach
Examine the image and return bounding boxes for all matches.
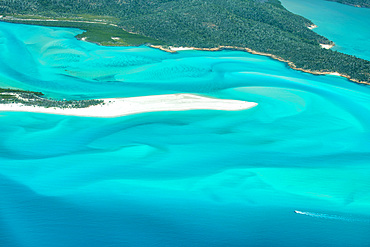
[320,43,335,49]
[307,24,318,30]
[0,93,257,118]
[169,46,194,51]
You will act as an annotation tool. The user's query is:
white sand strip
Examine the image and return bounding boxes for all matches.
[0,93,257,118]
[320,43,334,49]
[169,46,194,51]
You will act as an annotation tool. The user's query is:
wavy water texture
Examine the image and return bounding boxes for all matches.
[0,20,370,247]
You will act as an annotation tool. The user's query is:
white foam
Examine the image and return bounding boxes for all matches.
[294,210,368,223]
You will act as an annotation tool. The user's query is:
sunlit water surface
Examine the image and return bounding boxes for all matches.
[0,13,370,247]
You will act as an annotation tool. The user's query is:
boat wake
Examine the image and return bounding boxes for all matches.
[294,210,369,223]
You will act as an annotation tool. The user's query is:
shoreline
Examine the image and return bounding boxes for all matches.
[149,45,368,85]
[2,17,368,85]
[0,93,258,118]
[320,43,335,49]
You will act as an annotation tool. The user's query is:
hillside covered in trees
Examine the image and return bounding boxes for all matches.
[0,0,369,84]
[327,0,370,7]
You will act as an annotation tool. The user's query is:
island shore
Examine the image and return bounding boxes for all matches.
[149,45,368,85]
[0,93,257,118]
[307,24,318,30]
[2,17,367,85]
[169,46,194,51]
[320,43,335,49]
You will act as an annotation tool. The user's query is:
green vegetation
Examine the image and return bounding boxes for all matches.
[11,13,120,22]
[0,0,369,84]
[0,88,103,108]
[0,87,43,96]
[327,0,370,7]
[75,24,163,46]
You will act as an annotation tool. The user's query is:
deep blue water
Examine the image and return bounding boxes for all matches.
[280,0,370,61]
[0,5,370,246]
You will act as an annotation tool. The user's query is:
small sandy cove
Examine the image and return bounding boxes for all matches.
[0,93,258,118]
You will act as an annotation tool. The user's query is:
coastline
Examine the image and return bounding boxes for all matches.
[0,93,258,118]
[2,17,367,85]
[149,45,368,85]
[320,43,335,49]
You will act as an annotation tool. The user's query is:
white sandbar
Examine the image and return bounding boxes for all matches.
[0,93,258,118]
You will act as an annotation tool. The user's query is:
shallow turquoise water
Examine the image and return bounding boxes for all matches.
[0,17,370,247]
[280,0,370,61]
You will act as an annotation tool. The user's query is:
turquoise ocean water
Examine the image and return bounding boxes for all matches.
[0,3,370,246]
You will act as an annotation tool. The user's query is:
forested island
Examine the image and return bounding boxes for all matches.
[0,88,103,108]
[327,0,370,7]
[0,0,369,85]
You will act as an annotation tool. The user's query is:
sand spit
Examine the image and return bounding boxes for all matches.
[0,93,258,118]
